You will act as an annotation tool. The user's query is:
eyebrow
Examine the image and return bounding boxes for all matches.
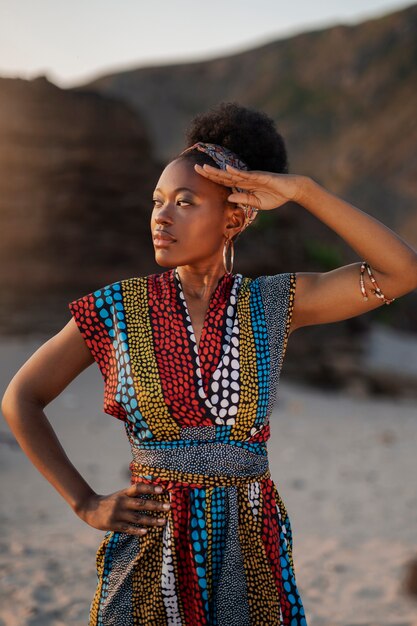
[153,187,197,194]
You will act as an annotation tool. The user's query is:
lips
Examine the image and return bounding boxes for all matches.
[153,230,176,242]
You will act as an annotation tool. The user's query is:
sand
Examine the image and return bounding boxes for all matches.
[1,335,417,625]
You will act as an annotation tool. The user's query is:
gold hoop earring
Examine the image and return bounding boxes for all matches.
[223,237,234,274]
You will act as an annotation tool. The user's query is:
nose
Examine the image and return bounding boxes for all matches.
[153,200,175,223]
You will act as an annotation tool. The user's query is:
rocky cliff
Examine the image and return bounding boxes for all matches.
[0,75,162,334]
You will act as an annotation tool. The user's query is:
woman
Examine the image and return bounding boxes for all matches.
[2,102,417,626]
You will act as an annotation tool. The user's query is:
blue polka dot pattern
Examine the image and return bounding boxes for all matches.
[68,268,307,624]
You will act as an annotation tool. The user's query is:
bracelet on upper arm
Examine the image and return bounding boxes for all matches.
[359,261,395,305]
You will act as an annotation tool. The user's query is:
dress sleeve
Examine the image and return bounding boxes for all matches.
[68,279,129,421]
[68,280,122,383]
[256,272,297,370]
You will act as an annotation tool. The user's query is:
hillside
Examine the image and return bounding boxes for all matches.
[79,4,417,250]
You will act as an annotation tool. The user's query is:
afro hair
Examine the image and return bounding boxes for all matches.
[173,101,289,174]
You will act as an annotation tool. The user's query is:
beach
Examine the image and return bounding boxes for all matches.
[1,335,417,626]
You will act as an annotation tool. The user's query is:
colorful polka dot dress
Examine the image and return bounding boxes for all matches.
[68,267,308,625]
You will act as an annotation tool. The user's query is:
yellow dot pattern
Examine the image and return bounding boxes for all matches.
[70,269,308,625]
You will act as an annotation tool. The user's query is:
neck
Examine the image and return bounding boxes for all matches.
[174,266,230,300]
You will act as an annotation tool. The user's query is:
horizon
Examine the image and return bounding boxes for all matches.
[0,0,412,89]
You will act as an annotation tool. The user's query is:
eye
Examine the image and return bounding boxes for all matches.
[152,198,192,208]
[152,198,192,206]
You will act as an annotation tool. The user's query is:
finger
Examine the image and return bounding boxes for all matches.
[198,162,248,176]
[117,524,149,536]
[212,163,254,179]
[228,192,262,210]
[194,163,265,189]
[224,163,252,176]
[227,192,251,204]
[126,511,168,528]
[195,169,254,190]
[125,482,164,497]
[225,164,274,188]
[125,495,170,514]
[194,163,235,182]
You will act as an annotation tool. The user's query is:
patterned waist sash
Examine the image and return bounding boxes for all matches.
[129,440,271,488]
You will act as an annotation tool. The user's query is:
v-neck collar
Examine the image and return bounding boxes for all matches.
[171,267,243,409]
[173,267,233,352]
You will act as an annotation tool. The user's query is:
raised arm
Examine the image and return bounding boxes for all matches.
[193,162,417,333]
[287,177,417,332]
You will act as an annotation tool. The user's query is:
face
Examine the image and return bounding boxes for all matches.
[150,158,244,270]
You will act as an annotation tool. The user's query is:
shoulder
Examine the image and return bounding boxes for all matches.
[90,271,163,295]
[68,275,140,313]
[249,272,297,333]
[69,270,171,310]
[251,271,297,296]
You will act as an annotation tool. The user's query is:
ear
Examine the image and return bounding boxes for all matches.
[224,207,245,239]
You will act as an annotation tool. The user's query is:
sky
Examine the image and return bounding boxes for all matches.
[0,0,413,88]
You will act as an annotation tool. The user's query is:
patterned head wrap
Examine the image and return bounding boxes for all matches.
[179,141,259,234]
